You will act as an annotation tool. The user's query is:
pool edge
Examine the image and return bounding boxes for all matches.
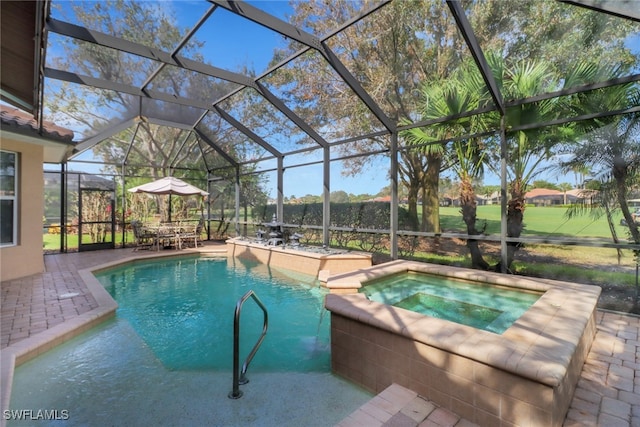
[0,247,227,426]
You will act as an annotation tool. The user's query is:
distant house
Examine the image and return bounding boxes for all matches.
[440,195,458,207]
[368,195,392,203]
[566,188,598,205]
[525,188,565,206]
[477,191,501,205]
[524,188,599,206]
[441,191,500,207]
[628,199,640,208]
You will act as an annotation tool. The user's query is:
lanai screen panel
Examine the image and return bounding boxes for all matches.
[218,87,319,154]
[282,151,325,221]
[45,33,161,88]
[42,79,138,142]
[282,150,323,172]
[196,110,236,148]
[330,136,390,167]
[167,132,210,174]
[464,0,640,94]
[255,0,387,35]
[181,6,305,76]
[78,126,140,173]
[284,162,324,202]
[331,150,390,199]
[147,65,243,108]
[259,49,388,143]
[283,163,324,240]
[141,98,207,130]
[49,0,213,52]
[397,111,499,152]
[245,0,295,23]
[196,109,275,168]
[329,150,390,252]
[323,0,482,124]
[199,144,235,174]
[245,158,278,174]
[120,125,199,171]
[245,169,277,223]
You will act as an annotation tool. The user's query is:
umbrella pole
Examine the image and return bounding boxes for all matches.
[169,194,172,223]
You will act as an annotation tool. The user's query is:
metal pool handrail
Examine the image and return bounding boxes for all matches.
[228,290,269,399]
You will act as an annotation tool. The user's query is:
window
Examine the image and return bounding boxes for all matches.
[0,150,17,246]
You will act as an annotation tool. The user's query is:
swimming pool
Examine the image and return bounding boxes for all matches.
[97,256,330,371]
[8,255,372,426]
[360,271,541,334]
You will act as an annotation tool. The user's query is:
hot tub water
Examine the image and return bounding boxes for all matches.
[360,271,541,334]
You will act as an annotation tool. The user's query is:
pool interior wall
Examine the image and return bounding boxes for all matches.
[324,260,601,427]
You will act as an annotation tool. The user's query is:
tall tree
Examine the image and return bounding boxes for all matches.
[47,1,259,176]
[403,55,493,268]
[561,82,640,255]
[272,0,471,232]
[272,0,637,235]
[47,1,269,220]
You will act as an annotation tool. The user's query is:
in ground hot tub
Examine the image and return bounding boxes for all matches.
[360,271,542,334]
[324,260,601,427]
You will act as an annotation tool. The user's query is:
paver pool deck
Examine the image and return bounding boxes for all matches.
[2,245,639,426]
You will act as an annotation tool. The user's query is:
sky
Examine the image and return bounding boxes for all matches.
[49,0,637,198]
[49,0,389,197]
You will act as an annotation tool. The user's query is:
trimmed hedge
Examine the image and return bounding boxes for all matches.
[253,202,414,229]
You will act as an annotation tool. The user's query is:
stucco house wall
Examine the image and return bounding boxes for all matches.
[0,106,74,281]
[0,136,45,281]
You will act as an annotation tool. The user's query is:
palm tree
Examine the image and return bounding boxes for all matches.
[561,69,640,266]
[490,58,614,270]
[405,52,630,273]
[403,61,492,269]
[562,116,640,248]
[497,59,568,270]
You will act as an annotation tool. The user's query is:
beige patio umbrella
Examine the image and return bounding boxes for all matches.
[128,176,208,222]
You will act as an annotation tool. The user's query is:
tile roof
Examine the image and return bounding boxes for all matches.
[525,188,563,198]
[0,105,74,143]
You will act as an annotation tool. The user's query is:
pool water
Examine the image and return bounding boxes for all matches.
[96,256,330,371]
[360,272,541,334]
[8,256,372,426]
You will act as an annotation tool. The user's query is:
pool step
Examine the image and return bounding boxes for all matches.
[335,383,477,427]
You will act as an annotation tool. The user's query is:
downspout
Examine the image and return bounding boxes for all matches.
[33,0,49,125]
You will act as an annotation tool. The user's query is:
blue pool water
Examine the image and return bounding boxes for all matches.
[360,272,541,334]
[97,256,330,371]
[8,256,372,426]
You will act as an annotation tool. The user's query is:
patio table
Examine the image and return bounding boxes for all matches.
[146,223,189,250]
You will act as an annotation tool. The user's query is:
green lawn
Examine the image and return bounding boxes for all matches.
[45,206,629,249]
[438,205,627,239]
[43,232,135,250]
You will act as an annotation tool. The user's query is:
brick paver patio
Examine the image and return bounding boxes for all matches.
[1,247,639,426]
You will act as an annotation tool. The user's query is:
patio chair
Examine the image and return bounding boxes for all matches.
[180,219,203,248]
[156,224,179,249]
[131,220,157,251]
